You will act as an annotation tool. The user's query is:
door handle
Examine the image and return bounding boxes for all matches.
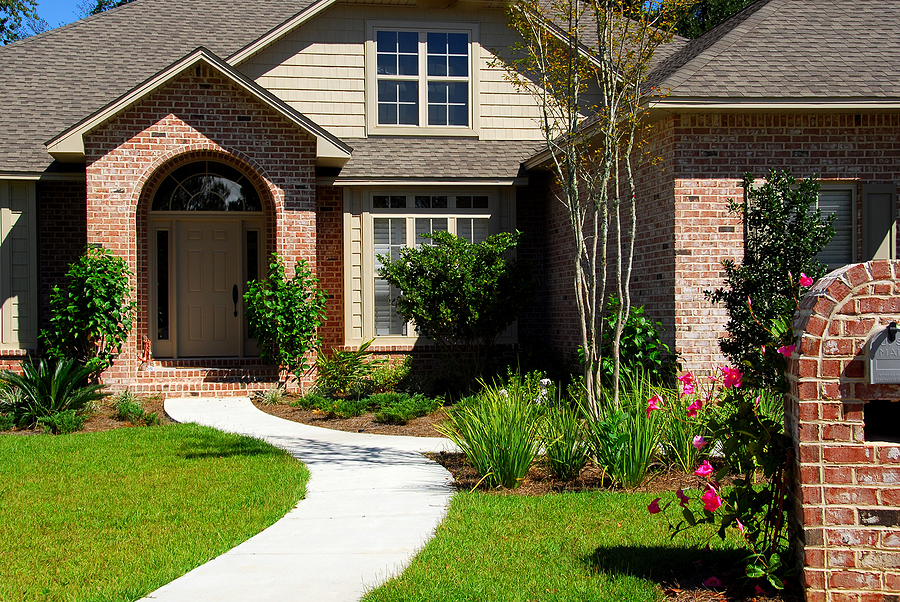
[232,284,239,317]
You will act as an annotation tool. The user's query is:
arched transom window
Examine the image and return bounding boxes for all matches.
[151,161,263,212]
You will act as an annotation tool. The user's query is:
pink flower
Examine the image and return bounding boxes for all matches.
[694,460,714,477]
[648,498,661,514]
[646,394,663,417]
[703,486,723,512]
[676,489,690,506]
[703,576,723,588]
[677,371,696,396]
[721,366,742,389]
[687,399,702,418]
[777,344,796,358]
[692,435,708,450]
[799,273,814,287]
[735,518,745,534]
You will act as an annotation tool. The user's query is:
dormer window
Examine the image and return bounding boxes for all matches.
[367,21,479,136]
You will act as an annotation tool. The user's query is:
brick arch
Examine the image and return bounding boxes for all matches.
[133,148,280,362]
[787,260,900,602]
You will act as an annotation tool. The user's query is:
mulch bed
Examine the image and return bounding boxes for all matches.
[1,395,173,435]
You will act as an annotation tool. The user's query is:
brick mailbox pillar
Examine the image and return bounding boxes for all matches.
[787,260,900,602]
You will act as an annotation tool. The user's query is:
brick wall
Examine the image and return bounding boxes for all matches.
[82,63,317,393]
[317,185,344,352]
[787,260,900,602]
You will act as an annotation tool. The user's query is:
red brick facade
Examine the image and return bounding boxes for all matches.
[788,260,900,602]
[81,64,317,394]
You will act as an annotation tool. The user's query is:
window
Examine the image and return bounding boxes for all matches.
[368,193,492,338]
[368,22,478,135]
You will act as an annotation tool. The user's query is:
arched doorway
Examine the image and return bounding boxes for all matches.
[148,160,266,358]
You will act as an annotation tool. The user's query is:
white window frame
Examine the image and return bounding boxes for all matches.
[817,182,858,271]
[365,20,480,137]
[362,190,497,345]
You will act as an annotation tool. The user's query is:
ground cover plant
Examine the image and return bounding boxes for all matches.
[0,423,308,602]
[0,358,105,428]
[363,489,747,602]
[292,389,441,425]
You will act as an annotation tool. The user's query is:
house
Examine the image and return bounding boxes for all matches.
[0,0,896,394]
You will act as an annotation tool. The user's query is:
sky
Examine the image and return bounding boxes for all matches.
[36,0,84,30]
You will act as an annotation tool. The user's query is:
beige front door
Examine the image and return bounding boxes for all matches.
[175,220,242,357]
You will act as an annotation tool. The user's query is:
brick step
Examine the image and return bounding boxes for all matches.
[105,358,284,397]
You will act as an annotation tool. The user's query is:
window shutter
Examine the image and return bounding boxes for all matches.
[817,188,854,270]
[862,184,897,262]
[0,181,37,349]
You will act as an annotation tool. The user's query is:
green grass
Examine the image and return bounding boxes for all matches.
[364,490,743,602]
[0,424,308,602]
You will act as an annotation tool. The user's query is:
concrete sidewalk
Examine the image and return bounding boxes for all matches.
[140,397,458,602]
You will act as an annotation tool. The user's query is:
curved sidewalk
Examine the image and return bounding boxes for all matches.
[141,397,458,602]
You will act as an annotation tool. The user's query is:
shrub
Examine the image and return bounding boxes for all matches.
[257,386,285,406]
[315,397,371,419]
[584,372,663,489]
[42,246,136,375]
[113,389,158,425]
[1,358,105,428]
[541,397,590,480]
[244,255,327,386]
[377,231,534,391]
[601,297,679,386]
[291,391,330,410]
[372,393,442,425]
[706,170,834,388]
[315,340,383,398]
[0,413,14,430]
[371,356,411,394]
[37,409,86,434]
[436,380,544,489]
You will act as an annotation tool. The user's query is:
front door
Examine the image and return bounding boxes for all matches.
[175,220,242,357]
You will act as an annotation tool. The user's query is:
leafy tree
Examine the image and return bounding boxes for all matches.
[377,231,534,390]
[0,0,36,44]
[669,0,756,39]
[244,254,327,387]
[501,0,691,412]
[42,247,136,376]
[706,170,834,388]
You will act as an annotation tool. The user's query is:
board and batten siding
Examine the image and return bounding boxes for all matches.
[238,4,549,141]
[0,181,37,350]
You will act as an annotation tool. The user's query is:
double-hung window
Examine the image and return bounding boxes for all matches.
[368,22,478,135]
[370,193,492,338]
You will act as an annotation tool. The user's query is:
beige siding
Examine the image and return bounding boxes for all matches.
[0,181,37,349]
[238,4,551,140]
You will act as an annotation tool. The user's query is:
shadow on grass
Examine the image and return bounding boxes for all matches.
[178,428,285,460]
[587,544,744,583]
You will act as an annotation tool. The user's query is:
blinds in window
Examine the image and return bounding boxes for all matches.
[817,189,853,270]
[373,218,407,336]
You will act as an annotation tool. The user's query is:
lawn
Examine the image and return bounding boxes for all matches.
[363,489,744,602]
[0,424,308,602]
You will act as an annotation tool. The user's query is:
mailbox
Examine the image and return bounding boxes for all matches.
[867,322,900,384]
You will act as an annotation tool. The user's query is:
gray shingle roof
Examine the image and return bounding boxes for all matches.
[649,0,900,100]
[0,0,318,173]
[336,138,544,180]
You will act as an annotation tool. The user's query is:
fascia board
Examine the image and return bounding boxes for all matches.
[648,97,900,111]
[329,178,528,186]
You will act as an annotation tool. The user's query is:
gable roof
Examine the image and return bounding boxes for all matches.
[0,0,320,175]
[649,0,900,107]
[45,47,351,167]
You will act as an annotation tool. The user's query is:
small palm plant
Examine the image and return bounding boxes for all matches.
[1,358,106,428]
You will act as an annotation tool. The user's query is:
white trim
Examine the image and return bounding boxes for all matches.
[365,20,480,137]
[649,98,900,111]
[45,48,351,167]
[0,172,86,181]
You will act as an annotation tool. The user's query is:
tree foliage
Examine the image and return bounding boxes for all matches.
[669,0,756,39]
[377,230,534,389]
[244,255,327,387]
[0,0,36,44]
[706,170,834,388]
[42,247,136,376]
[78,0,134,17]
[501,0,690,411]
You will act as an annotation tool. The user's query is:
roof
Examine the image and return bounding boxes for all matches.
[649,0,900,104]
[334,138,543,182]
[0,0,320,174]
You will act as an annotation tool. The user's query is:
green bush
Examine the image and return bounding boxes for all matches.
[291,391,330,410]
[371,356,411,394]
[706,170,834,388]
[244,255,327,386]
[378,231,534,392]
[37,409,86,434]
[584,372,662,489]
[601,297,679,386]
[1,358,105,428]
[373,393,442,425]
[114,389,144,423]
[437,380,544,489]
[42,247,136,375]
[257,386,285,406]
[315,340,383,398]
[0,413,14,430]
[541,398,590,480]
